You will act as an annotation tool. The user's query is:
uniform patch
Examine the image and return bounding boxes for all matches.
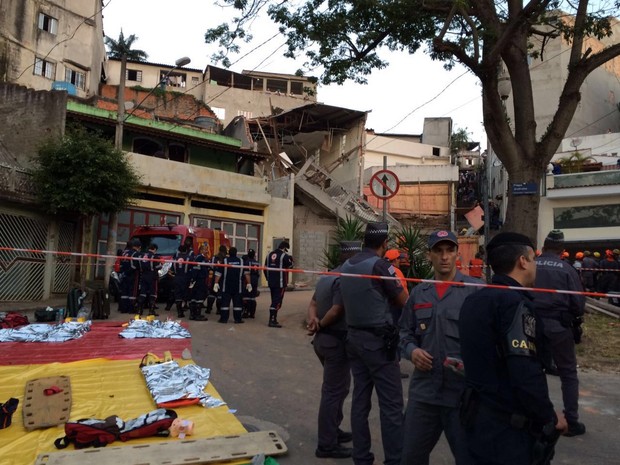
[388,265,396,275]
[522,313,536,338]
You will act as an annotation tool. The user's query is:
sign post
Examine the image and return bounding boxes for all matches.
[369,165,400,222]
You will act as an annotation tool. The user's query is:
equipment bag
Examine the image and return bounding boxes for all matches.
[54,409,176,450]
[91,289,110,320]
[54,415,122,449]
[34,308,60,323]
[66,288,82,318]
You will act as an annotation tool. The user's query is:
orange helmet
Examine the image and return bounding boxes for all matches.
[562,251,569,259]
[575,252,584,260]
[384,249,400,261]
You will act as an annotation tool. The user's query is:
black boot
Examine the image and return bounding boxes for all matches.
[193,304,207,321]
[233,308,244,324]
[268,309,282,328]
[176,302,185,318]
[218,308,230,323]
[248,300,256,318]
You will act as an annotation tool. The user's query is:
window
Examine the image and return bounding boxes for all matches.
[266,78,287,94]
[65,68,85,90]
[192,217,261,257]
[237,110,253,118]
[126,69,142,82]
[38,13,58,34]
[191,76,199,84]
[290,81,304,95]
[34,58,55,79]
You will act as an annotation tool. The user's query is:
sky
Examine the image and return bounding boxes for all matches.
[102,0,486,147]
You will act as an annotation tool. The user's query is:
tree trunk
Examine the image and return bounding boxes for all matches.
[501,163,543,245]
[79,214,94,290]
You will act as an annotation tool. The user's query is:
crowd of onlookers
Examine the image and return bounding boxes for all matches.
[566,248,620,296]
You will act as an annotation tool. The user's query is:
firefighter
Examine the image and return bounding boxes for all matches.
[264,241,294,328]
[242,249,260,318]
[188,245,209,321]
[136,243,162,316]
[119,239,142,314]
[172,244,192,318]
[213,247,251,324]
[206,245,227,314]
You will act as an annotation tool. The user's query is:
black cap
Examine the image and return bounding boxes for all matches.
[487,232,534,252]
[279,241,290,251]
[428,230,458,249]
[364,222,389,240]
[248,248,256,257]
[340,241,362,253]
[130,238,141,248]
[148,243,158,250]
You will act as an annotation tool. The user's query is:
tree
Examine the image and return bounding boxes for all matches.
[31,125,141,288]
[205,1,620,241]
[104,31,148,288]
[451,127,472,156]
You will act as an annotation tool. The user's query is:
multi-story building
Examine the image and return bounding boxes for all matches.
[0,0,106,98]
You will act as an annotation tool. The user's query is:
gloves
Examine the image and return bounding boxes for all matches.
[213,283,220,293]
[246,283,252,293]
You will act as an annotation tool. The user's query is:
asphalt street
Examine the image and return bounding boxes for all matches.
[3,289,620,464]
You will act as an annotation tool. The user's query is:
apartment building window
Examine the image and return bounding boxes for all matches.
[191,76,199,84]
[126,69,142,82]
[34,57,55,79]
[290,81,304,95]
[38,13,58,34]
[266,78,287,94]
[65,68,85,90]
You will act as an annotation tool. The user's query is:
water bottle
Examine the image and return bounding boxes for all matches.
[56,308,65,324]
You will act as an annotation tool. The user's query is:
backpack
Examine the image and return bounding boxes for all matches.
[54,409,177,450]
[91,289,110,320]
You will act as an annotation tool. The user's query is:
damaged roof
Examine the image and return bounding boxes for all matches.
[255,103,367,132]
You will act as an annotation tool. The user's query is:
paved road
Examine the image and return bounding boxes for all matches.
[3,290,620,464]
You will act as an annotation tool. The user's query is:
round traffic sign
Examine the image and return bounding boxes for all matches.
[370,169,400,200]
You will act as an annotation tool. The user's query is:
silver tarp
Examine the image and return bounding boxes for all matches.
[0,321,91,343]
[141,361,225,408]
[119,319,191,339]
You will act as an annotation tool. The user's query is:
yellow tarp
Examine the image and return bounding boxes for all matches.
[0,358,247,465]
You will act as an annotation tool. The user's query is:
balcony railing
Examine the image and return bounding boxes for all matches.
[0,163,37,202]
[550,169,620,189]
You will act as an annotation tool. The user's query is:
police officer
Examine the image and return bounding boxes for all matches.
[400,230,482,465]
[242,249,261,319]
[213,247,250,324]
[119,238,142,313]
[307,241,361,459]
[459,232,568,464]
[264,241,294,328]
[188,245,209,321]
[172,244,191,318]
[206,245,227,315]
[534,229,586,437]
[339,222,408,465]
[136,243,162,316]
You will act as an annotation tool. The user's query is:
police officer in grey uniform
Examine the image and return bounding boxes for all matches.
[459,232,568,464]
[534,229,586,437]
[339,222,408,465]
[400,230,481,465]
[307,241,362,459]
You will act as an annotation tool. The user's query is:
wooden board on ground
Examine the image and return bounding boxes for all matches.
[35,430,287,465]
[23,376,71,431]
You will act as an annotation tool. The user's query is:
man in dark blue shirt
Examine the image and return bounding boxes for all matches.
[459,232,568,465]
[264,241,294,328]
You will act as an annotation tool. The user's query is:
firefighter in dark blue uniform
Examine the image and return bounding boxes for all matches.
[188,244,209,321]
[213,247,250,324]
[534,229,586,437]
[119,238,142,313]
[242,249,260,319]
[459,232,568,465]
[206,245,227,314]
[264,241,294,328]
[172,244,191,318]
[339,222,408,465]
[307,241,362,459]
[136,243,162,316]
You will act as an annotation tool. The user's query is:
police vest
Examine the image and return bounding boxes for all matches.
[340,255,390,327]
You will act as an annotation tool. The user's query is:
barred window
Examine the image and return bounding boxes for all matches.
[126,69,142,82]
[65,68,85,89]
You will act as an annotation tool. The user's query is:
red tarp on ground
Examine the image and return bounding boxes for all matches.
[0,321,192,366]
